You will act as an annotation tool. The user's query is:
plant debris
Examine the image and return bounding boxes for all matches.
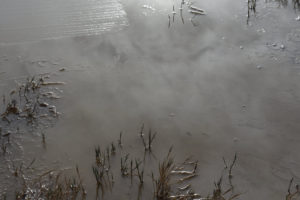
[15,167,86,200]
[0,75,64,154]
[8,127,300,200]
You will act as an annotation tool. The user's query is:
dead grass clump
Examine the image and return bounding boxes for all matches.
[152,149,240,200]
[7,127,300,200]
[89,129,241,200]
[140,124,157,152]
[1,75,62,125]
[247,0,256,24]
[286,178,300,200]
[92,146,114,199]
[0,75,64,155]
[264,0,299,10]
[15,167,86,200]
[268,0,300,8]
[206,176,241,200]
[293,0,300,9]
[153,147,174,200]
[276,0,289,7]
[274,0,300,8]
[167,1,206,28]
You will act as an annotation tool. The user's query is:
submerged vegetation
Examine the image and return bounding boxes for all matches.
[266,0,300,9]
[247,0,300,24]
[14,167,86,200]
[286,178,300,200]
[0,73,298,198]
[275,0,300,9]
[0,74,63,155]
[247,0,257,24]
[168,0,299,27]
[167,0,206,27]
[1,126,298,199]
[0,1,300,199]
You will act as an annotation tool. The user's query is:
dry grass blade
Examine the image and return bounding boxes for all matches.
[177,174,197,183]
[118,131,123,148]
[176,184,191,191]
[40,81,66,86]
[135,159,144,185]
[140,125,157,152]
[154,147,174,200]
[286,178,300,200]
[121,154,130,176]
[229,153,237,179]
[15,168,86,200]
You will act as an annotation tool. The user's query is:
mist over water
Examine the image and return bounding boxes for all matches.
[0,0,300,199]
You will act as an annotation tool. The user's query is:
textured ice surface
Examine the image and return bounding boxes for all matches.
[0,0,128,44]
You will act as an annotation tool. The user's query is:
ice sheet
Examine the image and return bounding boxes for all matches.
[0,0,128,44]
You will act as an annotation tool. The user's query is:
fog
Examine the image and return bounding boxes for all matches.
[0,0,300,199]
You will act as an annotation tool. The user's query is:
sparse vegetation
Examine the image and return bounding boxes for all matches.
[92,145,114,199]
[153,147,174,200]
[140,124,157,152]
[286,178,300,200]
[87,129,242,200]
[15,167,86,200]
[167,1,206,27]
[0,2,299,198]
[247,0,257,24]
[247,0,300,24]
[3,126,299,200]
[272,0,300,9]
[0,75,63,155]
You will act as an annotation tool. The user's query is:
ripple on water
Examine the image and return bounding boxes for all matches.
[0,0,128,44]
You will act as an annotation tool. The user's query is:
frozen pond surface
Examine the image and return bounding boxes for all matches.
[0,0,300,199]
[0,0,128,44]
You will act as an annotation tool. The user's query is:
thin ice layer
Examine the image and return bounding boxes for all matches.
[0,0,128,44]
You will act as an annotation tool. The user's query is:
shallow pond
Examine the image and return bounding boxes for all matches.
[0,0,300,199]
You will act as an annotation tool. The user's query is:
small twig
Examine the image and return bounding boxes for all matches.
[223,157,228,169]
[135,159,144,184]
[111,142,116,155]
[25,158,36,169]
[118,132,123,148]
[42,133,46,149]
[177,174,197,183]
[177,184,191,191]
[229,153,237,179]
[172,5,176,22]
[130,159,133,184]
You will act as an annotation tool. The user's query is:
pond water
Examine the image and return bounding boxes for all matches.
[0,0,300,199]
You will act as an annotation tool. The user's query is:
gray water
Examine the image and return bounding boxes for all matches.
[0,0,300,199]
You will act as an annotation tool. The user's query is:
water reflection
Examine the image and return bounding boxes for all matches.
[247,0,299,24]
[266,0,299,8]
[0,0,128,44]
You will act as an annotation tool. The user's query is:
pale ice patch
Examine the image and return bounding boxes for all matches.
[0,0,128,44]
